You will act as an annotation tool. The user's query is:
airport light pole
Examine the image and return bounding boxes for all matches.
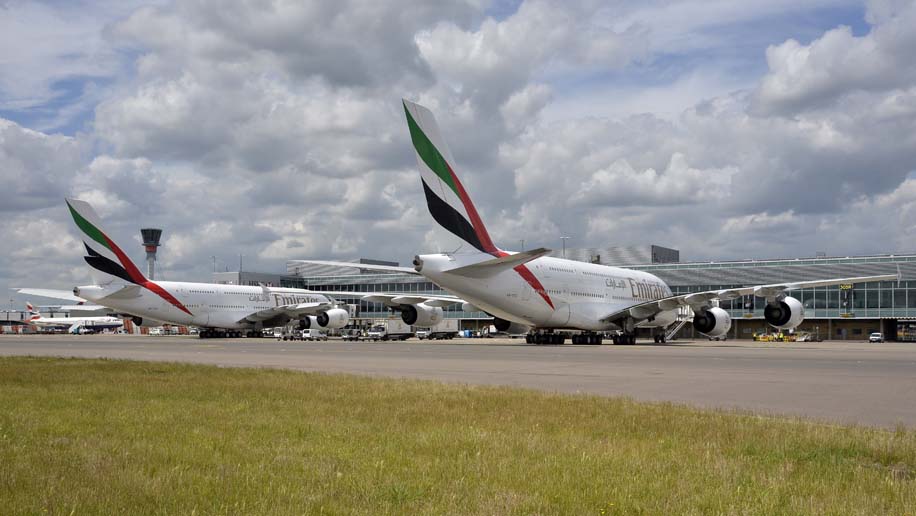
[211,256,217,273]
[560,236,570,258]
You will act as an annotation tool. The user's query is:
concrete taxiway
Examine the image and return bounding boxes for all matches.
[1,334,914,428]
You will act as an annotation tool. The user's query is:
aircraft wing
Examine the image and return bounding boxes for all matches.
[308,291,465,308]
[41,304,108,312]
[288,260,419,275]
[240,301,335,323]
[600,274,898,324]
[11,288,88,303]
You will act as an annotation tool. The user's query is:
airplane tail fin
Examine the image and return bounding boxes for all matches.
[403,99,502,256]
[26,302,40,321]
[65,199,149,286]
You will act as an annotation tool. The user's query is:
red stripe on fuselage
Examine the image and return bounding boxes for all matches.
[143,280,193,316]
[101,234,193,316]
[513,263,554,309]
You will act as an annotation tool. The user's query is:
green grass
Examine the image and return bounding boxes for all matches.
[0,357,913,515]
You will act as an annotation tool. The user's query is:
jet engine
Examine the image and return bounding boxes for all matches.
[316,308,350,329]
[692,307,731,337]
[298,316,314,330]
[401,303,444,326]
[492,317,530,335]
[764,296,805,329]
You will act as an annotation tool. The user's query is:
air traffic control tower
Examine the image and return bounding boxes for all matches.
[140,228,162,280]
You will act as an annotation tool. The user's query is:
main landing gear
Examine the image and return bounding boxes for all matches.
[525,332,566,345]
[198,329,266,339]
[571,333,603,345]
[199,329,238,338]
[611,333,637,345]
[525,332,607,345]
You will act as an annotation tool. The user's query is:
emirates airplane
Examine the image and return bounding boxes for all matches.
[20,199,355,338]
[297,99,895,345]
[25,302,124,334]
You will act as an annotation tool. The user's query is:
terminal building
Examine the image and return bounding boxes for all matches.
[211,245,916,341]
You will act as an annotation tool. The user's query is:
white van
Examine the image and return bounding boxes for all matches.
[301,329,328,341]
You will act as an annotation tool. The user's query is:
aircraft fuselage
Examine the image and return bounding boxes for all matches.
[75,281,331,330]
[417,252,678,331]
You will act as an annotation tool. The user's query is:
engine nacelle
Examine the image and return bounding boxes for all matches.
[693,307,731,337]
[461,302,479,313]
[492,317,530,335]
[764,296,805,329]
[316,308,350,329]
[401,304,444,327]
[128,315,158,328]
[298,316,315,330]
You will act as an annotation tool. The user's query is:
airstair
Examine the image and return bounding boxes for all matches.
[664,305,694,341]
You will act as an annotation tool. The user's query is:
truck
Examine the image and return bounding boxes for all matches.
[367,319,413,341]
[416,319,460,340]
[275,327,328,341]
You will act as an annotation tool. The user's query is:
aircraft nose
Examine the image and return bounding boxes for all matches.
[412,255,424,272]
[73,287,80,297]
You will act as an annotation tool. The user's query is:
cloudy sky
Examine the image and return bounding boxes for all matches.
[3,0,916,305]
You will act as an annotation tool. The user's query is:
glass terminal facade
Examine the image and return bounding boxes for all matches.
[633,254,916,340]
[216,253,916,340]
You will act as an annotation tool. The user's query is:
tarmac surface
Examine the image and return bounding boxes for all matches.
[1,334,915,428]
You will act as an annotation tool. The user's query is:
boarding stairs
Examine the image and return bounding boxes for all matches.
[664,305,694,341]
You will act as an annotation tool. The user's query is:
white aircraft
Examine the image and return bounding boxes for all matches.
[25,302,124,334]
[294,99,896,345]
[27,199,354,338]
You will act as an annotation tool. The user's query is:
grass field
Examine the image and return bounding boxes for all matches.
[0,357,914,515]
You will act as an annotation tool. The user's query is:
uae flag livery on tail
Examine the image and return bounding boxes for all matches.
[402,100,554,309]
[65,198,192,315]
[403,100,500,256]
